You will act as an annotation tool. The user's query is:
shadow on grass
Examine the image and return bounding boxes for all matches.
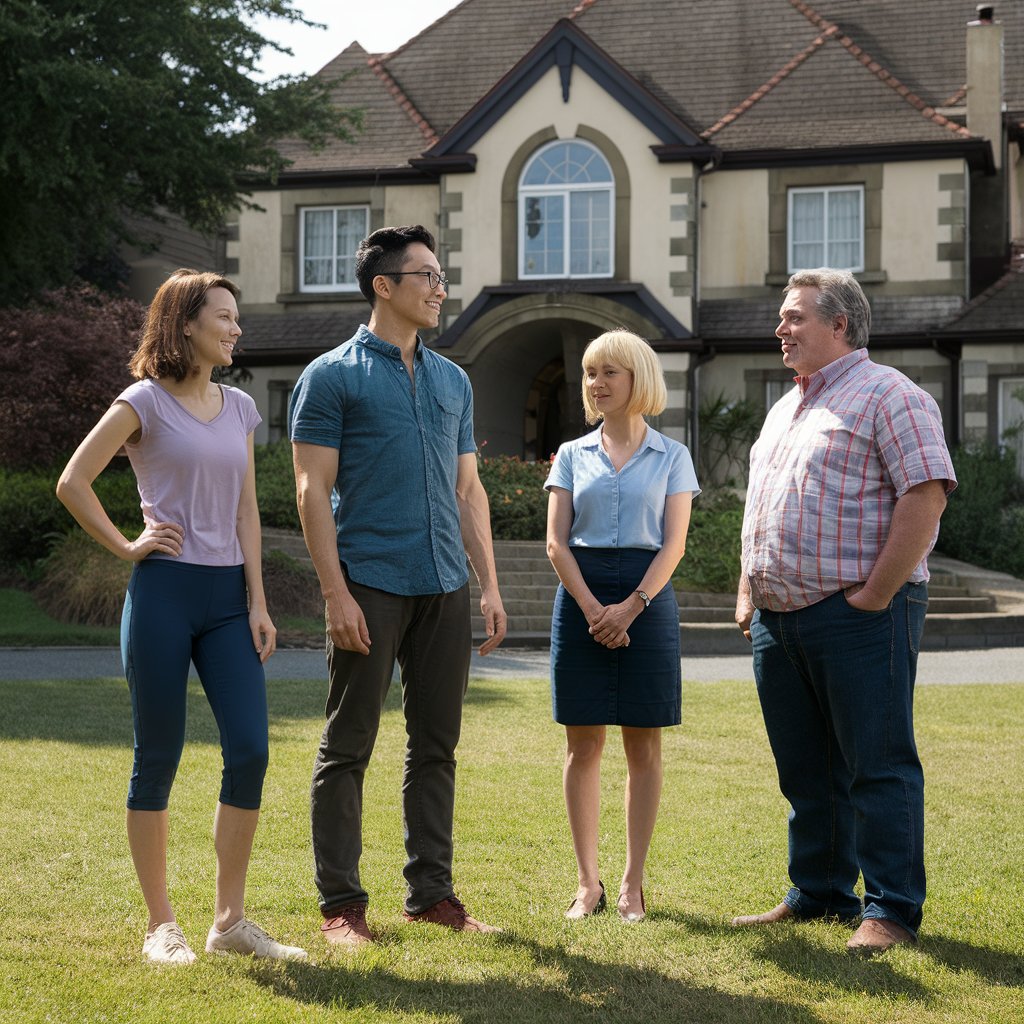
[658,911,933,1001]
[245,931,826,1024]
[921,934,1024,987]
[0,673,514,745]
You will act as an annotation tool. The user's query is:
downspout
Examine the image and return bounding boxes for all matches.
[931,337,963,448]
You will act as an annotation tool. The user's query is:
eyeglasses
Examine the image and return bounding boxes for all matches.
[388,270,449,291]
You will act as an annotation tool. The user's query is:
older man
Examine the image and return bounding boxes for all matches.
[733,269,956,953]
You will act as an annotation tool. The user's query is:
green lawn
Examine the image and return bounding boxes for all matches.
[0,588,119,646]
[0,673,1020,1024]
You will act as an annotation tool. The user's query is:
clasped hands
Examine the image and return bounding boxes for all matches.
[586,601,639,650]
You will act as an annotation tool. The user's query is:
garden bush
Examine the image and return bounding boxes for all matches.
[477,454,550,541]
[0,463,142,576]
[937,442,1024,577]
[672,489,744,594]
[254,439,301,530]
[0,284,142,470]
[35,529,133,627]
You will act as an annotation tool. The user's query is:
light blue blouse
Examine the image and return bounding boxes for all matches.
[545,426,701,550]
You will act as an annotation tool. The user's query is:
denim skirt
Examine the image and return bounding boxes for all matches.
[551,548,681,727]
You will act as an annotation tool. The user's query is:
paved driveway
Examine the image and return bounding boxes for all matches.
[1,646,1021,684]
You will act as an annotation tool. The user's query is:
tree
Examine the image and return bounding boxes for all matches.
[0,0,360,305]
[0,284,143,468]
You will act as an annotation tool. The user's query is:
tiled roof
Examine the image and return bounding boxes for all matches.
[278,0,1024,175]
[274,43,430,173]
[700,295,964,341]
[235,309,365,357]
[940,257,1024,335]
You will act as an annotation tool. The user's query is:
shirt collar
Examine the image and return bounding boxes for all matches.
[356,324,423,362]
[796,347,868,399]
[580,423,665,453]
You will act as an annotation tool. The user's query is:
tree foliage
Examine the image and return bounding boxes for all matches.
[0,0,360,305]
[0,284,143,468]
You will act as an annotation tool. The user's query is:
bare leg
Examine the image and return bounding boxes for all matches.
[126,809,174,931]
[564,725,606,912]
[619,726,663,916]
[212,802,260,931]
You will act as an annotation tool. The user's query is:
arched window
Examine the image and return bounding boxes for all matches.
[518,140,614,279]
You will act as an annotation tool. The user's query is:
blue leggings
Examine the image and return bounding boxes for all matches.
[120,560,269,811]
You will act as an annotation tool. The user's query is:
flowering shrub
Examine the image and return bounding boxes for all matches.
[0,284,142,469]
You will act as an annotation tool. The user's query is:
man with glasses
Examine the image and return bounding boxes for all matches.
[289,225,507,947]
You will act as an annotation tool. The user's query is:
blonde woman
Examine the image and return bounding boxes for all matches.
[545,330,699,922]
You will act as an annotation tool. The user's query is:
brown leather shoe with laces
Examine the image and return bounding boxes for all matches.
[321,901,374,947]
[402,895,501,933]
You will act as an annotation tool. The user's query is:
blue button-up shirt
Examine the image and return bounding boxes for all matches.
[288,325,476,595]
[545,426,700,550]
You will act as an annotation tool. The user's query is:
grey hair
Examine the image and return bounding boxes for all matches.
[785,268,871,349]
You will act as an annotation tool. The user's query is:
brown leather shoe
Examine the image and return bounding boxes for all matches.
[846,917,914,954]
[731,902,795,927]
[402,895,501,933]
[321,902,373,947]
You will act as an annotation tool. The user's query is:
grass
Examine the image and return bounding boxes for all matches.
[0,672,1021,1024]
[0,588,119,646]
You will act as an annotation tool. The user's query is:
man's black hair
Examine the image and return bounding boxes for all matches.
[355,225,437,306]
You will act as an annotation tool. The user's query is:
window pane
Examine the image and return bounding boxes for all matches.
[522,141,613,186]
[791,242,824,269]
[523,194,564,275]
[303,211,333,286]
[827,190,862,268]
[335,208,366,286]
[1000,378,1024,477]
[569,190,611,274]
[791,193,823,243]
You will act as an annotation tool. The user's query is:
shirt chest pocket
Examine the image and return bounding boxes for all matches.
[430,393,462,440]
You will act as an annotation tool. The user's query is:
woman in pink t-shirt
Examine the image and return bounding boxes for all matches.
[57,270,306,965]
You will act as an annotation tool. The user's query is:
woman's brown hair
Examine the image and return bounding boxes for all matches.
[129,269,240,382]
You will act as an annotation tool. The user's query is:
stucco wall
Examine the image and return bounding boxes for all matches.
[446,64,693,328]
[234,191,283,307]
[699,169,771,293]
[881,159,965,284]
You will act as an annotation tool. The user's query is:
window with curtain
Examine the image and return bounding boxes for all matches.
[300,206,369,292]
[787,186,864,272]
[519,140,613,279]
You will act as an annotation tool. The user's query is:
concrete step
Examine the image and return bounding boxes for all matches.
[926,595,997,614]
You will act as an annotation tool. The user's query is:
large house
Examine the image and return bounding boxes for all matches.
[225,0,1024,476]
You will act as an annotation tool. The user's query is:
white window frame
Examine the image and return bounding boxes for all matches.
[299,205,369,293]
[998,376,1024,477]
[518,140,614,280]
[787,185,864,273]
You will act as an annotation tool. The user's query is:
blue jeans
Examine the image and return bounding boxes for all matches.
[750,582,929,936]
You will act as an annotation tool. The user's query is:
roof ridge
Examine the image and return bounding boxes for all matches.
[702,27,836,139]
[789,0,973,139]
[366,56,438,147]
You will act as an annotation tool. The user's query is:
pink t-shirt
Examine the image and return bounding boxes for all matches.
[117,380,261,566]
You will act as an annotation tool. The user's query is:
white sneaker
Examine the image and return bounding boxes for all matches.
[142,922,197,965]
[205,919,308,961]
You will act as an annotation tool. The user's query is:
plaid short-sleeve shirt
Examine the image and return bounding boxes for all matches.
[742,349,956,612]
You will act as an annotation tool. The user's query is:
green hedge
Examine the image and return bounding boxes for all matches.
[937,443,1024,577]
[0,463,142,577]
[672,489,744,594]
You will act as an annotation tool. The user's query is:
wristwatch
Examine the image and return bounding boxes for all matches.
[635,590,651,609]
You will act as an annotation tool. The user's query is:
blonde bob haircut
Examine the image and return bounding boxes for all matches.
[580,329,667,424]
